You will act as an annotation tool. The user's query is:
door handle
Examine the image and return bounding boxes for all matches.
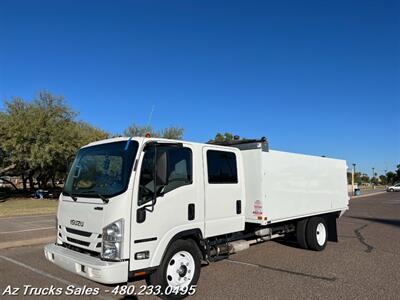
[236,200,241,214]
[188,203,195,221]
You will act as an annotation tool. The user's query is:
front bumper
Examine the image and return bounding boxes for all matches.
[44,244,128,284]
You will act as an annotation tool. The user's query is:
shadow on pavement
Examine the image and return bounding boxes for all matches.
[349,216,400,229]
[273,235,303,249]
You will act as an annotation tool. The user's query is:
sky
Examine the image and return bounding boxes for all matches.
[0,0,399,175]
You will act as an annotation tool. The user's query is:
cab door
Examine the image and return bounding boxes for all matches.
[130,143,204,271]
[203,147,245,237]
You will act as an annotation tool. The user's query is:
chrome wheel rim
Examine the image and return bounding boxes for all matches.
[166,251,195,288]
[316,223,327,246]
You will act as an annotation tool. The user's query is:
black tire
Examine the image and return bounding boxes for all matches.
[147,239,201,299]
[389,188,394,192]
[306,217,328,251]
[296,218,308,249]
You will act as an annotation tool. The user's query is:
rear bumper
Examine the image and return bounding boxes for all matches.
[44,244,128,284]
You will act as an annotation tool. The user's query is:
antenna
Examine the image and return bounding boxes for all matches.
[146,105,155,128]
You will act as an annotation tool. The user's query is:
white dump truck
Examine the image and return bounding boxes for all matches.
[44,137,349,298]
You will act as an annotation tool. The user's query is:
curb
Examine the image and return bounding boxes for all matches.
[350,191,387,199]
[0,236,55,250]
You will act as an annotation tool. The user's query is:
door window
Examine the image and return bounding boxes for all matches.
[138,146,192,205]
[207,150,238,184]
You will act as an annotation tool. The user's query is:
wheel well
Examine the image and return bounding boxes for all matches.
[160,229,205,263]
[294,213,338,243]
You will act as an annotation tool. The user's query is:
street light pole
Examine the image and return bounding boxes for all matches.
[372,167,375,189]
[384,169,387,186]
[352,163,356,196]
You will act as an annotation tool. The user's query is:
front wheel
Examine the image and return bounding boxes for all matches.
[147,239,201,299]
[306,217,328,251]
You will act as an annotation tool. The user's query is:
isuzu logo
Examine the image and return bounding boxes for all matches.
[70,220,84,227]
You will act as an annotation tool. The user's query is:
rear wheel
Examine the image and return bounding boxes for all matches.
[306,217,328,251]
[296,219,308,249]
[147,239,201,299]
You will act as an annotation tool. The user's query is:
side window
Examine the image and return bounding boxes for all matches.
[138,146,192,205]
[207,150,238,184]
[163,147,192,193]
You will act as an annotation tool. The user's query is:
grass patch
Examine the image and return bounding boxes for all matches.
[0,198,58,217]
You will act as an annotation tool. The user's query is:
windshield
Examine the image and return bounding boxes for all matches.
[63,140,139,198]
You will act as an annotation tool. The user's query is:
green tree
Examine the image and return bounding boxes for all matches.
[355,173,370,185]
[209,132,238,143]
[159,127,184,140]
[0,91,108,190]
[124,124,157,138]
[379,175,387,185]
[385,171,396,185]
[386,166,400,185]
[123,123,184,139]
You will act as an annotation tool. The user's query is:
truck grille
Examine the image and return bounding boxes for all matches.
[65,227,92,237]
[66,237,90,247]
[63,242,101,258]
[59,225,102,253]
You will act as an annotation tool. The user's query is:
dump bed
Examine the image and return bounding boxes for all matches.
[241,148,349,225]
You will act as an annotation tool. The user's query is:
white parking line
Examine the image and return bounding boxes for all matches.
[0,255,113,300]
[0,227,55,234]
[226,259,259,268]
[0,214,55,220]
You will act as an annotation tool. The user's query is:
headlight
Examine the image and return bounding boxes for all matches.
[102,241,122,259]
[55,216,62,244]
[101,219,124,261]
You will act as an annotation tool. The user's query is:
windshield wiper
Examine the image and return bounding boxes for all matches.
[63,191,77,201]
[79,190,109,204]
[97,193,109,204]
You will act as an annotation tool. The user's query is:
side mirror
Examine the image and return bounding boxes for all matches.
[136,145,169,224]
[137,207,146,223]
[156,151,167,186]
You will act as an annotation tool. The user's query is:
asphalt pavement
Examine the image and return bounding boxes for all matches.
[0,214,55,248]
[0,192,399,299]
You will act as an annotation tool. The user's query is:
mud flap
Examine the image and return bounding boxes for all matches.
[327,214,338,242]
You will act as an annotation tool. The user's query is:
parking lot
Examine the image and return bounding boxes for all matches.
[0,192,399,299]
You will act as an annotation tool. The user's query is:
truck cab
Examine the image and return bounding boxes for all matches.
[45,137,245,290]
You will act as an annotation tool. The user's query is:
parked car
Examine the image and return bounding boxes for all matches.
[386,183,400,192]
[31,189,50,199]
[31,189,61,199]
